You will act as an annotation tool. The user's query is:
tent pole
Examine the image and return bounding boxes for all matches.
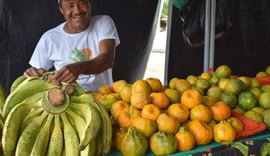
[164,0,173,86]
[204,0,211,72]
[209,0,216,71]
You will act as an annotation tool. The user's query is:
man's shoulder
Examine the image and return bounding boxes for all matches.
[42,23,65,37]
[92,15,113,22]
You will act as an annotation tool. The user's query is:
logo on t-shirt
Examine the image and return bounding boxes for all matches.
[69,48,93,62]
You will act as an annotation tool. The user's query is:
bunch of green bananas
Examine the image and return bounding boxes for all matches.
[1,72,112,156]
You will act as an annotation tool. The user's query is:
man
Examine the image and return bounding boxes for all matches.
[24,0,120,92]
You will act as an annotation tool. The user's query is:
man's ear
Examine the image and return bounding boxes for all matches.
[59,6,64,14]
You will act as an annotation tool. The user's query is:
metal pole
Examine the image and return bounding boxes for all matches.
[209,0,216,70]
[204,0,211,72]
[164,0,173,86]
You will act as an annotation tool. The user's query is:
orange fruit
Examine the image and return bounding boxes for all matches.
[111,100,129,118]
[98,84,114,94]
[169,77,180,89]
[238,91,257,110]
[132,116,157,138]
[207,86,223,100]
[98,93,119,112]
[186,75,198,86]
[174,79,192,95]
[215,65,231,79]
[150,131,178,156]
[256,71,267,77]
[214,120,236,144]
[249,87,262,102]
[120,84,132,103]
[261,84,270,92]
[224,79,245,95]
[190,104,212,123]
[112,80,127,94]
[244,110,263,123]
[163,88,180,104]
[209,74,219,85]
[130,92,152,110]
[131,79,152,94]
[145,77,163,92]
[116,109,134,128]
[250,79,261,88]
[226,117,244,134]
[150,92,170,109]
[116,107,141,128]
[113,127,127,150]
[141,104,161,121]
[90,92,103,101]
[175,126,195,152]
[167,103,189,123]
[259,92,270,109]
[181,89,203,109]
[238,76,251,90]
[187,119,213,145]
[266,66,270,75]
[156,113,180,135]
[200,72,211,80]
[203,96,218,106]
[120,127,148,156]
[219,92,238,108]
[232,106,246,115]
[218,78,230,90]
[196,78,210,91]
[210,101,231,121]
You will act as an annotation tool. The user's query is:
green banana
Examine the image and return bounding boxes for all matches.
[30,114,53,156]
[74,82,86,95]
[66,109,92,156]
[2,102,40,156]
[9,75,26,93]
[61,112,80,156]
[21,107,43,132]
[12,76,40,93]
[15,111,48,156]
[94,130,103,156]
[0,83,6,110]
[22,91,44,103]
[3,79,56,118]
[70,94,112,155]
[92,98,113,156]
[46,114,63,156]
[66,108,86,140]
[70,103,101,151]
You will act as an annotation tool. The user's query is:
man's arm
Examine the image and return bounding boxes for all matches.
[53,39,116,84]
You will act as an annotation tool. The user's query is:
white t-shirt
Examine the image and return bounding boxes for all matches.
[29,15,120,92]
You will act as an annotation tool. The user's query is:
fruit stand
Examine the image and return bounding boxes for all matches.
[0,65,270,155]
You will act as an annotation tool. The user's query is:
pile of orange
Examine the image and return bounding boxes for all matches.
[93,64,270,156]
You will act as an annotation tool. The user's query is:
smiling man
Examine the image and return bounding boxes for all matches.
[24,0,120,92]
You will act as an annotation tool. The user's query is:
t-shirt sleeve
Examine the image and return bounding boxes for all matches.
[98,15,120,47]
[29,35,53,70]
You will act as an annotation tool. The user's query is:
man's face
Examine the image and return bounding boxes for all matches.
[59,0,91,33]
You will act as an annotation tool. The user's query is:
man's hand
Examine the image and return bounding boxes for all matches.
[24,67,45,78]
[53,63,80,84]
